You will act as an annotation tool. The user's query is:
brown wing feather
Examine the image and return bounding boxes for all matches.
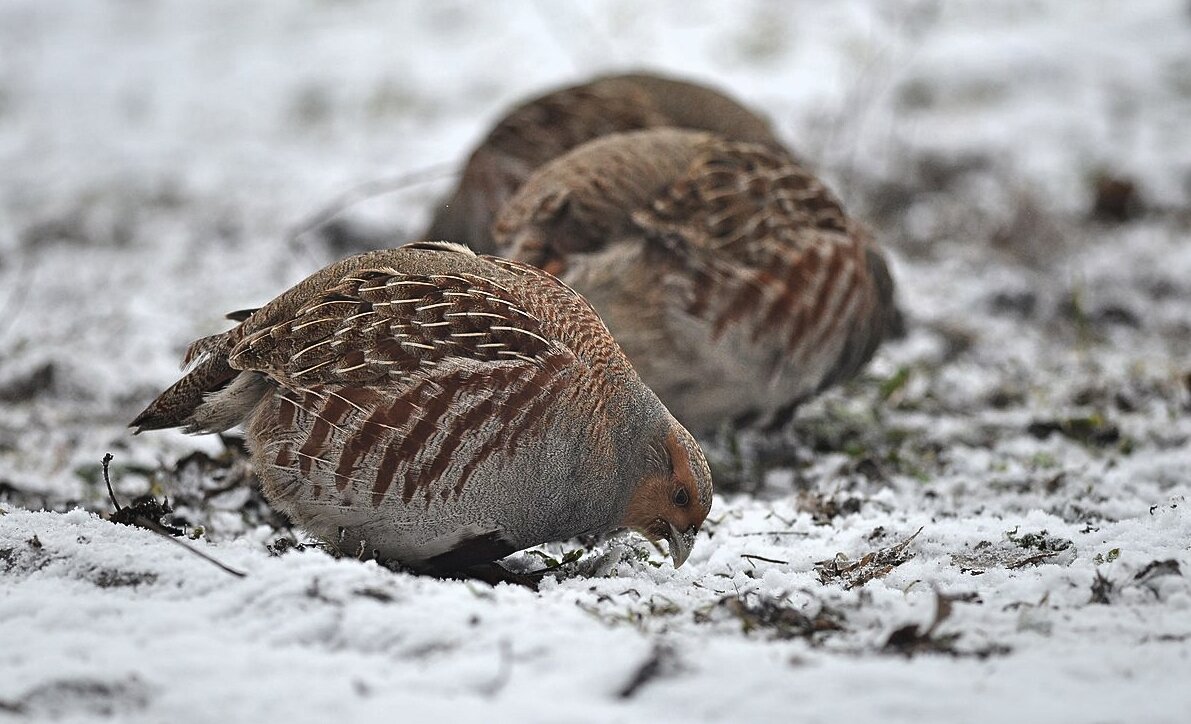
[631,135,879,345]
[132,244,608,433]
[492,130,712,270]
[483,256,633,379]
[477,79,668,171]
[635,138,850,248]
[229,266,570,392]
[422,77,667,251]
[626,136,895,403]
[490,128,898,431]
[425,72,785,254]
[610,73,781,149]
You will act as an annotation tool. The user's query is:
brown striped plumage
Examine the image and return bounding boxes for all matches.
[424,72,783,255]
[132,242,712,570]
[492,129,902,434]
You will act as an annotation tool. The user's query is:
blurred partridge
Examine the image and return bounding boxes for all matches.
[492,129,902,434]
[424,72,783,254]
[132,242,712,570]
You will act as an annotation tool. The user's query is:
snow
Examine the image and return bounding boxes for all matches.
[2,1,1190,722]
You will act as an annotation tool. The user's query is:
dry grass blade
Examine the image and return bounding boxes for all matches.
[703,593,845,641]
[102,453,246,579]
[617,644,674,699]
[883,591,1010,659]
[741,553,789,565]
[815,526,923,589]
[1005,551,1058,569]
[285,163,457,247]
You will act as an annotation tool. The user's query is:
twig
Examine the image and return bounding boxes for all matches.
[136,514,247,578]
[101,452,121,512]
[1006,551,1058,569]
[735,531,810,537]
[741,553,789,565]
[0,253,33,344]
[101,452,246,578]
[618,644,672,699]
[285,163,457,248]
[764,510,796,526]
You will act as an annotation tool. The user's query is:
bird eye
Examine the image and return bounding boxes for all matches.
[672,488,690,507]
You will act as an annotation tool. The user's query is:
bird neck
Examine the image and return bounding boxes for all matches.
[531,378,668,545]
[603,383,672,520]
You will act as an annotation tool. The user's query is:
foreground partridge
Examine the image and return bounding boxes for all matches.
[132,242,712,571]
[492,129,901,435]
[424,71,783,254]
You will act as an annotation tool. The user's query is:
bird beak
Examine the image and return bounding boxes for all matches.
[666,523,698,568]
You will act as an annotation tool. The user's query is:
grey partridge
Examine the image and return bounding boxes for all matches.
[424,71,783,254]
[132,242,713,571]
[491,129,901,435]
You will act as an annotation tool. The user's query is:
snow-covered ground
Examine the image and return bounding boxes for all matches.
[2,1,1189,721]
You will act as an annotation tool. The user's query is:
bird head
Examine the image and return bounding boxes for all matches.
[621,421,713,567]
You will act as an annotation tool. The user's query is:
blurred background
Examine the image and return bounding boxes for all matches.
[1,0,1189,504]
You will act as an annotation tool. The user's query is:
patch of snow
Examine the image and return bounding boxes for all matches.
[2,1,1190,722]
